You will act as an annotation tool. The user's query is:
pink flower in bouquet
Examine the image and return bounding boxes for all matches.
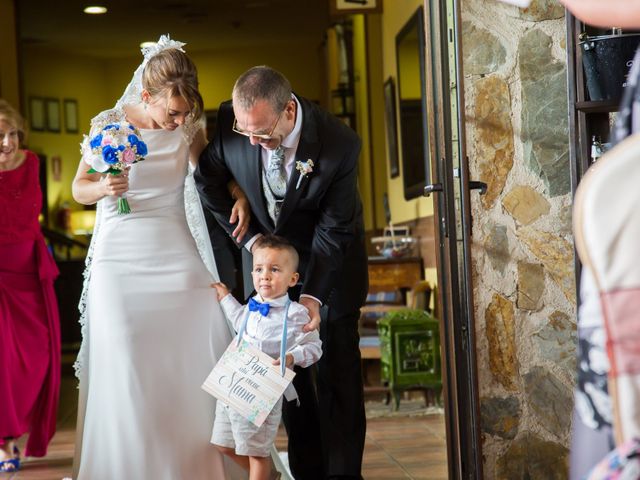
[122,147,136,165]
[101,136,113,146]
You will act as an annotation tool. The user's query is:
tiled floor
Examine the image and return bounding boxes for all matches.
[2,362,448,479]
[359,414,448,479]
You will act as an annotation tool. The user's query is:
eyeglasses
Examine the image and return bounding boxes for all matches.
[232,109,284,141]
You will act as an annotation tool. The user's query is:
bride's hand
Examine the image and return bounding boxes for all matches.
[101,171,129,198]
[230,195,250,242]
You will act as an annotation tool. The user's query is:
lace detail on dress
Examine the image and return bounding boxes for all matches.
[73,200,103,380]
[184,166,220,282]
[182,120,200,146]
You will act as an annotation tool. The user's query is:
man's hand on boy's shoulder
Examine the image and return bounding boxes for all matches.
[299,296,321,332]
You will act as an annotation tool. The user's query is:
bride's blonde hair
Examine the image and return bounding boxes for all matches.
[142,49,204,121]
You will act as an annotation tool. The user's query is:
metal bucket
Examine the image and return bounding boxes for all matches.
[580,33,640,101]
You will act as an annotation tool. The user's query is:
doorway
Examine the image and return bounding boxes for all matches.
[422,0,484,477]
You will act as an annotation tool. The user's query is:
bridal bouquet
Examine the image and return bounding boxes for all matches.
[83,122,148,214]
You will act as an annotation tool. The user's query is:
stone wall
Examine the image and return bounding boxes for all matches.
[461,0,575,478]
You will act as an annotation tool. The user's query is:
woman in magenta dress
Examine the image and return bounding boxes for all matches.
[0,99,61,472]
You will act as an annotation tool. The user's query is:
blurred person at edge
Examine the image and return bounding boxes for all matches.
[558,1,640,478]
[559,0,640,28]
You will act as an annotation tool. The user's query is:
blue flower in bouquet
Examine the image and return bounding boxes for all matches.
[81,120,148,214]
[102,145,120,165]
[128,134,148,156]
[89,134,103,149]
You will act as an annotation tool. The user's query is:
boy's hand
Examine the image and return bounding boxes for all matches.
[211,282,230,301]
[273,353,294,368]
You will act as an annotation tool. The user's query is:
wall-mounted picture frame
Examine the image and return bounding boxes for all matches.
[329,0,382,16]
[45,98,60,133]
[383,77,399,178]
[29,97,45,132]
[63,99,79,134]
[396,6,430,200]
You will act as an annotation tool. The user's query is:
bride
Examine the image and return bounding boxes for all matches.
[71,36,248,479]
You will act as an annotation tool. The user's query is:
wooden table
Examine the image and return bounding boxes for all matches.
[361,256,424,391]
[367,256,423,294]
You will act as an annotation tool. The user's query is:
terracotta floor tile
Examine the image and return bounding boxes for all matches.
[4,369,449,480]
[390,449,447,464]
[361,465,412,479]
[405,463,449,480]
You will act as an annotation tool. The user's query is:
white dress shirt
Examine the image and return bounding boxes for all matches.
[258,94,303,180]
[244,95,303,252]
[220,292,322,368]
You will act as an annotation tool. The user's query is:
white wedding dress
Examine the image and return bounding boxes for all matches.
[73,125,240,479]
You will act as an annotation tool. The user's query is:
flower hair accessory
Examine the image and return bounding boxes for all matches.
[82,121,148,214]
[141,35,185,61]
[295,159,314,189]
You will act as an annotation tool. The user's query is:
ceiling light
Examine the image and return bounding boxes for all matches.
[140,41,156,49]
[84,6,107,14]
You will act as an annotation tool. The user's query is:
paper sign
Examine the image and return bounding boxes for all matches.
[495,0,531,7]
[202,338,295,427]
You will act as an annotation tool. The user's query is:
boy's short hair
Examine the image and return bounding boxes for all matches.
[253,235,299,270]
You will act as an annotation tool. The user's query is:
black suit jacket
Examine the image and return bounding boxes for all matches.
[195,96,368,313]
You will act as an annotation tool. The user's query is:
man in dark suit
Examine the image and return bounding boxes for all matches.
[195,66,368,480]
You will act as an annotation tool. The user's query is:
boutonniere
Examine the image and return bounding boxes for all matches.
[295,159,314,189]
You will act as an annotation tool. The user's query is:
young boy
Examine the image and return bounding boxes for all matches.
[211,234,322,480]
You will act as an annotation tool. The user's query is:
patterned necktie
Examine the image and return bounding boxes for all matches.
[266,146,287,199]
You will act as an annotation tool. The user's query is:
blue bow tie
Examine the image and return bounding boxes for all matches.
[248,298,271,316]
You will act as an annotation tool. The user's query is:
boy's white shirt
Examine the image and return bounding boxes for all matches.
[219,292,322,368]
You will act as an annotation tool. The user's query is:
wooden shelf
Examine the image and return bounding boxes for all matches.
[575,99,620,113]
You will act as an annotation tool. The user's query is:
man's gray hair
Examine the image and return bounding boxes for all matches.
[232,65,292,113]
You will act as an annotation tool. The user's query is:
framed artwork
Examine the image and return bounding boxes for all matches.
[384,77,399,178]
[45,98,60,133]
[396,6,430,200]
[63,99,79,134]
[52,155,62,181]
[29,97,45,132]
[329,0,382,16]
